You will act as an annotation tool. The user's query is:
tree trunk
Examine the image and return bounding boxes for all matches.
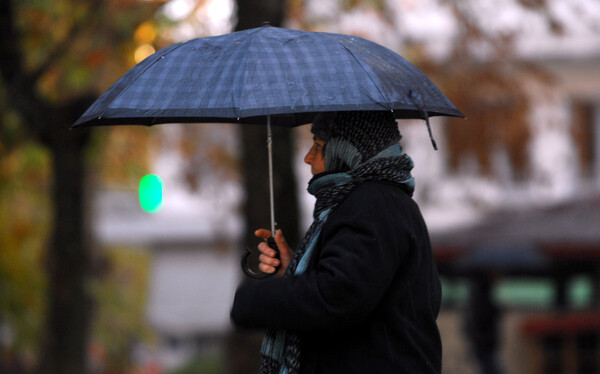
[0,0,154,372]
[36,128,92,374]
[226,2,300,373]
[239,126,301,261]
[236,0,300,267]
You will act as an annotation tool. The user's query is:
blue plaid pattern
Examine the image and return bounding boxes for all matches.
[74,26,463,128]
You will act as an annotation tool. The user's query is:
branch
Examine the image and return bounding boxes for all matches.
[0,0,103,142]
[0,0,23,80]
[29,0,104,84]
[0,0,48,136]
[0,0,28,93]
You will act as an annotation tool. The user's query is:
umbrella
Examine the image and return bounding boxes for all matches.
[73,25,464,277]
[73,25,463,128]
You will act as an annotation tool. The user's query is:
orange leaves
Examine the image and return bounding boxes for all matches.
[179,124,239,192]
[83,49,108,69]
[443,63,532,178]
[94,126,155,187]
[516,0,548,10]
[134,21,158,44]
[133,21,158,63]
[12,0,160,102]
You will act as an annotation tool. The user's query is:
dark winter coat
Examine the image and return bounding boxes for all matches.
[231,180,442,373]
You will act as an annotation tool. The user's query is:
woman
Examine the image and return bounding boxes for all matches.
[231,111,442,373]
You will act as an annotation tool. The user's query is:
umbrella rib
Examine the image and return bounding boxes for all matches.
[334,40,392,111]
[100,42,190,119]
[232,27,267,119]
[234,40,252,118]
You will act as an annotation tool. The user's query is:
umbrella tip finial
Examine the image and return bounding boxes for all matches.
[262,21,271,27]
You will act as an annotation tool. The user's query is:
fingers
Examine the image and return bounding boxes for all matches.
[257,240,279,274]
[258,253,280,273]
[255,228,288,276]
[255,228,272,240]
[274,229,290,253]
[257,241,277,258]
[258,262,277,274]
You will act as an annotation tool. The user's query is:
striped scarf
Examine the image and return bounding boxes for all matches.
[259,144,415,374]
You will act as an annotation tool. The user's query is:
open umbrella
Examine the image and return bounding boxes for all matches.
[73,25,464,277]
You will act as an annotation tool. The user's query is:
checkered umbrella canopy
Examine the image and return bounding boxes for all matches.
[73,25,463,128]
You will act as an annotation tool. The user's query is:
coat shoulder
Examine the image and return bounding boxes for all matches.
[338,180,417,213]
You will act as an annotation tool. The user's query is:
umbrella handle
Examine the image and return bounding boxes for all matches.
[241,237,281,279]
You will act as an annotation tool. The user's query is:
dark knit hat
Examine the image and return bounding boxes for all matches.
[311,111,401,171]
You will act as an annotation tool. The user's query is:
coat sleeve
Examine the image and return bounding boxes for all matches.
[231,183,416,332]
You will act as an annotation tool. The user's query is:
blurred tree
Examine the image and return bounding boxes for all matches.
[431,1,550,179]
[418,0,587,179]
[89,247,153,374]
[0,141,49,370]
[0,1,161,373]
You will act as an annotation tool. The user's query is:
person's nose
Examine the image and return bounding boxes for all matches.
[304,146,314,165]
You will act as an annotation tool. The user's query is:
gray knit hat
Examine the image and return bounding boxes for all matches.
[311,111,401,172]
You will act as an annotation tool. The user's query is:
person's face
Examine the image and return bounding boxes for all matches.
[304,136,326,175]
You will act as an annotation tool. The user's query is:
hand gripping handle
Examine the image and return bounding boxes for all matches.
[241,237,280,279]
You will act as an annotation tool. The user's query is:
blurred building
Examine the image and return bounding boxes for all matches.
[94,182,242,371]
[423,30,600,374]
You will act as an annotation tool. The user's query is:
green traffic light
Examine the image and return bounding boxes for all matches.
[139,174,163,213]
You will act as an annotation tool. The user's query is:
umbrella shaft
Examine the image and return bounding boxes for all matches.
[267,116,276,234]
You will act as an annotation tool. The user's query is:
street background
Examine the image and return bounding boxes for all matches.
[1,0,600,373]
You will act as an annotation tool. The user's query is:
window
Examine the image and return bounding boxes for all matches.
[571,101,600,179]
[521,314,600,374]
